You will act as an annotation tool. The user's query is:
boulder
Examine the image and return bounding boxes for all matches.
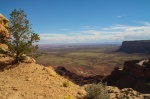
[20,55,36,63]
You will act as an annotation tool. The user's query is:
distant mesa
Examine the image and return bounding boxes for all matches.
[116,40,150,54]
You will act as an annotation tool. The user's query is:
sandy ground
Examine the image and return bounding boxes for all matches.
[0,62,86,99]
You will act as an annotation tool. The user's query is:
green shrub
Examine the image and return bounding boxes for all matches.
[85,82,109,99]
[63,81,69,87]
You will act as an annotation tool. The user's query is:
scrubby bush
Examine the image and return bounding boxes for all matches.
[63,81,69,87]
[85,82,109,99]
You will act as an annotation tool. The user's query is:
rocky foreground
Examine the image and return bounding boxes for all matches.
[0,56,86,99]
[0,65,148,99]
[0,55,150,99]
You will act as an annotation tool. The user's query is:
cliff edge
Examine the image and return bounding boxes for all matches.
[116,40,150,54]
[104,59,150,94]
[0,56,86,99]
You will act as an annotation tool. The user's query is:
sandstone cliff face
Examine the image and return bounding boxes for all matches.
[104,59,150,93]
[0,14,10,41]
[0,14,10,52]
[116,40,150,53]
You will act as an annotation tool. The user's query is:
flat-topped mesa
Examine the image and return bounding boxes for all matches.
[116,40,150,54]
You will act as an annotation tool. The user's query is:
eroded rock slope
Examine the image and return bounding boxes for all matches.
[0,60,86,99]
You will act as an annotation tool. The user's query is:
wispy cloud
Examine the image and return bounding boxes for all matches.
[39,22,150,43]
[60,28,69,30]
[138,21,150,26]
[116,15,123,18]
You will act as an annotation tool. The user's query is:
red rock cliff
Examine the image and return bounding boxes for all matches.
[103,59,150,93]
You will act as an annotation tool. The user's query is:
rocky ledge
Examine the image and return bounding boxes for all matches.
[104,59,150,93]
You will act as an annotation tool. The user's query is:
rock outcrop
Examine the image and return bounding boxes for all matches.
[0,54,36,70]
[20,55,36,63]
[103,59,150,93]
[83,85,150,99]
[116,40,150,54]
[106,86,150,99]
[55,66,104,86]
[0,14,10,52]
[0,14,9,39]
[123,59,150,80]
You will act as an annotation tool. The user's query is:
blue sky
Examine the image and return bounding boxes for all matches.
[0,0,150,44]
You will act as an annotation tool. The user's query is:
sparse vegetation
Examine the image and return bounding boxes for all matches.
[36,45,149,73]
[85,82,109,99]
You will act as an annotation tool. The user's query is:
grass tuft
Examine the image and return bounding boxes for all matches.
[63,81,69,87]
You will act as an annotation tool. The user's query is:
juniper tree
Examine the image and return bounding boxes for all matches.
[9,9,40,63]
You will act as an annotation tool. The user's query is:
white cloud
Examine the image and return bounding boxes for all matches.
[102,24,128,30]
[39,22,150,43]
[116,15,123,18]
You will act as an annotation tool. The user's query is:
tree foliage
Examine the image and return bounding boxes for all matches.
[8,9,40,63]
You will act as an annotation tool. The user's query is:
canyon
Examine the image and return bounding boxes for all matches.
[55,59,150,94]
